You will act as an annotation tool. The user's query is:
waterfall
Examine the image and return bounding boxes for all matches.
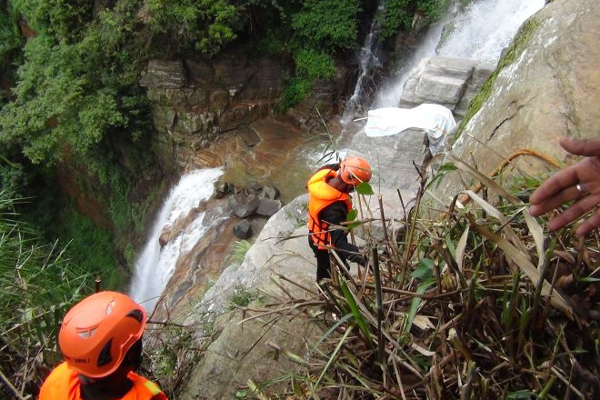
[128,0,546,313]
[340,3,384,125]
[372,0,545,109]
[129,168,223,311]
[436,0,546,62]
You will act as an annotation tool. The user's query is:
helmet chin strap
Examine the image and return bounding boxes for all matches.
[78,374,97,385]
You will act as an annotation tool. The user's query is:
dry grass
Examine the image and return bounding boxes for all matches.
[234,158,600,399]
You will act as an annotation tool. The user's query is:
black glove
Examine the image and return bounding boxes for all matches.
[350,254,366,267]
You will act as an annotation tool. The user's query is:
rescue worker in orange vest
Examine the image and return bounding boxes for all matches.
[39,291,169,400]
[307,156,372,282]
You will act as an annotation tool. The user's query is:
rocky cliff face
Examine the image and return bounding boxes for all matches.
[433,0,600,202]
[140,54,348,174]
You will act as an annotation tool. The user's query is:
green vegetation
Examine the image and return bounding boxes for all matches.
[0,1,21,68]
[231,284,258,308]
[0,192,92,397]
[378,0,449,39]
[232,239,254,264]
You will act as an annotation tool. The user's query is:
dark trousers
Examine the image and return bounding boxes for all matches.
[308,237,331,282]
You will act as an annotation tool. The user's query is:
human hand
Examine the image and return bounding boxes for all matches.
[350,254,367,267]
[529,137,600,236]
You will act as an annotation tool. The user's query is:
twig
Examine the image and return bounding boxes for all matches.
[0,369,26,400]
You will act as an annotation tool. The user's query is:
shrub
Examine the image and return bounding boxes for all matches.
[291,0,360,50]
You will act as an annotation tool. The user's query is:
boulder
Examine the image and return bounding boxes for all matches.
[348,128,429,193]
[256,198,282,217]
[231,194,260,218]
[260,184,280,200]
[400,56,493,119]
[213,180,231,199]
[180,196,320,400]
[250,182,262,192]
[158,229,170,248]
[232,219,252,239]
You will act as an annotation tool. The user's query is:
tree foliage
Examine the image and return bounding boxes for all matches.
[0,36,126,164]
[291,0,360,50]
[11,0,93,42]
[378,0,449,39]
[0,1,21,65]
[142,0,244,56]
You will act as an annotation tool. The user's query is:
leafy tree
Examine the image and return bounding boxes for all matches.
[0,36,125,164]
[10,0,93,42]
[291,0,360,50]
[378,0,449,39]
[0,1,21,66]
[142,0,244,56]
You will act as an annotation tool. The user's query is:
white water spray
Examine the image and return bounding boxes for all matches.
[436,0,545,62]
[372,0,545,109]
[129,168,223,311]
[340,4,383,125]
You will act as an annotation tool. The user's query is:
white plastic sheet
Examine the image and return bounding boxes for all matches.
[364,103,456,155]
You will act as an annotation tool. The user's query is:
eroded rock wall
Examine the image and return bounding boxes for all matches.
[433,0,600,203]
[140,54,348,173]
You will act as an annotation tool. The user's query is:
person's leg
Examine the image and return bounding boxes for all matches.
[315,249,331,282]
[309,237,331,282]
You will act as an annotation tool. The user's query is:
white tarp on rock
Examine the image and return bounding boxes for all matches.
[364,103,456,155]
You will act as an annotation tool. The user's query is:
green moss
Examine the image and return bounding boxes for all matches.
[451,18,541,144]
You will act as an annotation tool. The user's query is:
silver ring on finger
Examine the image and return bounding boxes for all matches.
[576,183,588,194]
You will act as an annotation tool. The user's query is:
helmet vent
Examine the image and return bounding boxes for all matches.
[97,338,113,367]
[76,327,97,339]
[126,309,144,323]
[105,300,115,316]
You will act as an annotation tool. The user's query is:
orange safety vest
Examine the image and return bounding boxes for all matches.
[307,168,352,250]
[38,362,168,400]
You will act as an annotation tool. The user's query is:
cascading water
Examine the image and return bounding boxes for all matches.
[129,168,223,311]
[436,0,546,62]
[340,3,384,125]
[371,0,545,110]
[128,0,547,313]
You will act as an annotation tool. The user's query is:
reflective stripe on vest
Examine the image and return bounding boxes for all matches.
[38,362,168,400]
[307,169,352,250]
[144,380,161,396]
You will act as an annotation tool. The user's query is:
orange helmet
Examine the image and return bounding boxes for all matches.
[58,291,146,378]
[339,156,372,185]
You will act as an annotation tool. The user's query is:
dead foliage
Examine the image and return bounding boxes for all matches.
[234,157,600,400]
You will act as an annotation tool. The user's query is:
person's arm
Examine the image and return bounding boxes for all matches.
[320,202,366,265]
[529,136,600,236]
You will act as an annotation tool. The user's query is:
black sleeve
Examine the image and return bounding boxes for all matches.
[319,202,365,265]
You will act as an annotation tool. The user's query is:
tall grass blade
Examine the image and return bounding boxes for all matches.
[339,279,373,349]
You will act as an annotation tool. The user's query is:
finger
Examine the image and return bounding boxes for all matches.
[560,136,600,157]
[529,184,585,217]
[575,208,600,236]
[547,194,600,231]
[529,163,583,205]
